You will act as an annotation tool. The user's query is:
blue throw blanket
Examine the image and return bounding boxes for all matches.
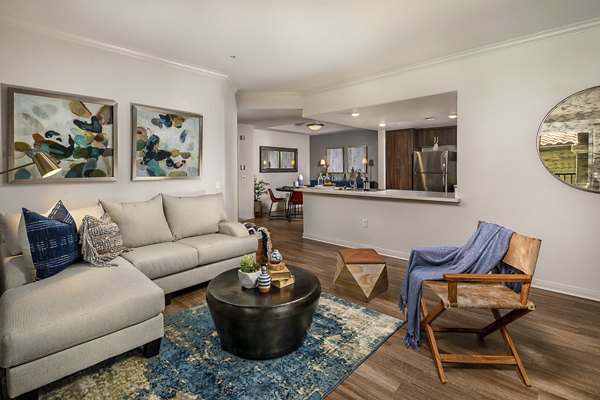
[399,222,513,349]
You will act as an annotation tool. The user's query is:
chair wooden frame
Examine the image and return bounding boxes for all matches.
[420,223,542,386]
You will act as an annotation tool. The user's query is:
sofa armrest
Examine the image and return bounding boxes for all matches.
[218,221,250,238]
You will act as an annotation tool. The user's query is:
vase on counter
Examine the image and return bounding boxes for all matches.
[257,266,272,293]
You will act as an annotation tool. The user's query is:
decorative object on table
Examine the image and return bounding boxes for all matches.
[298,174,304,186]
[272,275,295,288]
[19,200,80,280]
[257,266,272,293]
[269,249,283,264]
[347,168,357,189]
[253,177,269,217]
[537,85,600,193]
[131,103,202,180]
[238,254,261,289]
[79,213,129,267]
[6,86,117,183]
[334,248,388,302]
[268,263,292,281]
[40,293,403,400]
[244,222,272,263]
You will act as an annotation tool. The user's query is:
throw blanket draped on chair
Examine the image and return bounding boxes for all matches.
[399,222,513,349]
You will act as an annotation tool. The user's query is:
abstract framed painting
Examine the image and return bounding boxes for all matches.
[131,104,203,180]
[7,86,118,183]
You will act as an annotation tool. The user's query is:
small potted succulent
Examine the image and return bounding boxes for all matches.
[238,254,261,289]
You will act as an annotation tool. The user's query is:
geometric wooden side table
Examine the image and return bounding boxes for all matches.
[333,248,388,302]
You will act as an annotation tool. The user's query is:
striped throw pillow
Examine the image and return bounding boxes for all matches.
[21,200,79,280]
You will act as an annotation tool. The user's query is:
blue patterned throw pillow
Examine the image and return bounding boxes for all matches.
[22,201,80,280]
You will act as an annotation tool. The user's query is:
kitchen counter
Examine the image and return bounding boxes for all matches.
[298,187,460,204]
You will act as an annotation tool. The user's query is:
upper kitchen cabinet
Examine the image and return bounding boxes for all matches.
[414,126,457,149]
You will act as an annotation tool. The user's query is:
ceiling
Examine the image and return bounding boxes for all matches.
[4,1,599,135]
[2,0,600,93]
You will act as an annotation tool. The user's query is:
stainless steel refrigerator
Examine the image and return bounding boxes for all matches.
[413,150,457,192]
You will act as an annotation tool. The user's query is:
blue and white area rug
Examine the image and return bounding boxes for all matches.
[42,293,404,399]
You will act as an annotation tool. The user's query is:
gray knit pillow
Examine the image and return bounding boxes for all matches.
[79,213,129,267]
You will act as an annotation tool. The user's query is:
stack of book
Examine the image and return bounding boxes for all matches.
[267,262,295,288]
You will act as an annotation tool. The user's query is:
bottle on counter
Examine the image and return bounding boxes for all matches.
[317,173,324,186]
[364,177,370,191]
[298,174,304,186]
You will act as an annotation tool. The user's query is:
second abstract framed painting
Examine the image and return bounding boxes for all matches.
[131,104,203,180]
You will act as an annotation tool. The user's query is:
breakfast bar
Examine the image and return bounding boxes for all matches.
[298,187,462,260]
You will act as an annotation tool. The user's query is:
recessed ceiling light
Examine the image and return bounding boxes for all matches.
[448,113,457,119]
[425,116,437,121]
[351,112,360,117]
[378,122,386,127]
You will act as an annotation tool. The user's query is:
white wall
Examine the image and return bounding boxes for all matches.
[303,26,600,300]
[0,23,238,219]
[237,124,255,220]
[254,129,310,211]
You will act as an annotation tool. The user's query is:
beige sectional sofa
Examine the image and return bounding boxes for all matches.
[0,193,257,399]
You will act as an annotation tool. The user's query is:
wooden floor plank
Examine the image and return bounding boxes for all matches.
[165,217,600,400]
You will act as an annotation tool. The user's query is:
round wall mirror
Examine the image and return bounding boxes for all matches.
[537,86,600,193]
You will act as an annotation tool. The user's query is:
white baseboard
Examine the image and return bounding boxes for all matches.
[303,233,600,303]
[532,279,600,302]
[302,233,410,260]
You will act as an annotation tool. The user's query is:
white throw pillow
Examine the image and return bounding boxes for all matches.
[100,195,173,248]
[162,193,228,240]
[0,212,22,256]
[70,203,105,230]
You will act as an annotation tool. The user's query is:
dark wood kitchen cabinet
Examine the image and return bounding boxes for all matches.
[386,129,415,190]
[414,125,457,149]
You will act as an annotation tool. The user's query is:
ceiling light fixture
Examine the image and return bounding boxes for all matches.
[351,112,360,117]
[448,113,457,119]
[306,122,324,131]
[378,122,386,127]
[425,116,437,121]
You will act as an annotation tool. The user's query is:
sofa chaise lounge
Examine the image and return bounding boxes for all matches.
[0,193,257,399]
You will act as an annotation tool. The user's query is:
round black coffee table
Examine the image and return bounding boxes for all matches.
[206,265,321,360]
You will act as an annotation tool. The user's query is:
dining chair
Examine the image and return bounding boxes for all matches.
[420,222,542,386]
[267,188,287,220]
[288,191,303,221]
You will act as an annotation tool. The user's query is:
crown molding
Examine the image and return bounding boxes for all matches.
[305,17,600,95]
[0,15,238,91]
[236,91,303,98]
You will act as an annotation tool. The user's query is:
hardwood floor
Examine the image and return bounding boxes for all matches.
[165,217,600,400]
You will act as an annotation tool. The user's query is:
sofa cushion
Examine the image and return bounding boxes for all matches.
[20,201,80,280]
[0,212,22,257]
[0,255,34,294]
[120,242,199,280]
[162,193,228,240]
[100,195,173,248]
[70,203,104,230]
[0,257,164,368]
[177,233,258,266]
[218,221,251,238]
